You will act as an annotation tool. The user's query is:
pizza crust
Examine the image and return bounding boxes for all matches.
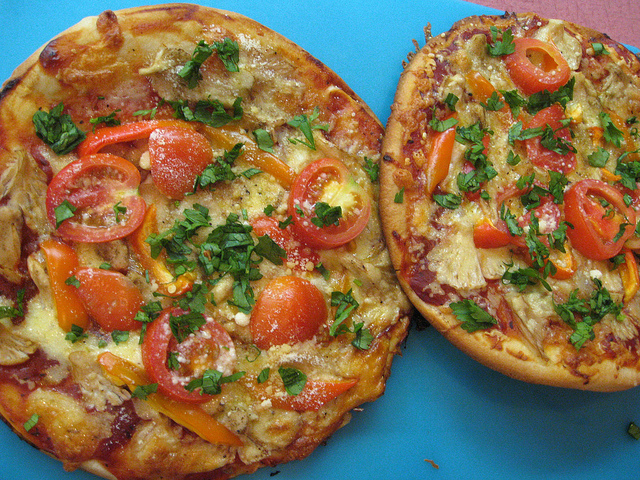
[381,12,640,391]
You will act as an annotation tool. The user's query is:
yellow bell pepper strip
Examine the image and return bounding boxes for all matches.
[619,248,639,304]
[98,352,243,447]
[202,125,296,188]
[40,239,89,331]
[129,204,195,297]
[424,126,456,196]
[77,120,195,157]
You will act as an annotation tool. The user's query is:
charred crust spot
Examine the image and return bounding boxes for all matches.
[383,154,394,163]
[0,78,20,102]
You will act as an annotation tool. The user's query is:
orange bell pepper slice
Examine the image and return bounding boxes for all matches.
[466,70,502,104]
[77,120,195,157]
[425,126,456,196]
[129,204,195,297]
[473,217,512,249]
[202,125,296,188]
[40,239,89,331]
[619,248,639,303]
[98,352,243,446]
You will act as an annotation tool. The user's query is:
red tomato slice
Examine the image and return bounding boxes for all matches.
[149,127,213,199]
[74,267,144,331]
[288,158,371,249]
[142,308,237,404]
[525,104,576,174]
[251,216,319,270]
[250,276,327,349]
[564,179,636,260]
[46,153,146,243]
[504,37,571,95]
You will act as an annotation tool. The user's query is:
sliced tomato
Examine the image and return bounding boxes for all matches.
[504,37,571,95]
[250,276,327,349]
[525,104,576,174]
[288,158,371,249]
[564,179,636,261]
[40,239,88,331]
[141,308,237,404]
[149,127,213,199]
[46,153,146,243]
[77,120,194,157]
[251,216,319,270]
[74,267,144,331]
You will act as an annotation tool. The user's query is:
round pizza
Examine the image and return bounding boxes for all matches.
[381,12,640,391]
[0,4,411,479]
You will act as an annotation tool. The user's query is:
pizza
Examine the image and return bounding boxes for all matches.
[0,4,411,479]
[380,12,640,391]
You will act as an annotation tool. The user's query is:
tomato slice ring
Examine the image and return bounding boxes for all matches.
[288,158,371,249]
[564,179,636,261]
[46,153,146,243]
[504,37,571,95]
[141,308,237,404]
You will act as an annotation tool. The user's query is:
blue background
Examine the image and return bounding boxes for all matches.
[0,1,639,479]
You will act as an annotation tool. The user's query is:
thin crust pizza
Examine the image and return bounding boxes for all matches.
[0,4,410,479]
[381,13,640,390]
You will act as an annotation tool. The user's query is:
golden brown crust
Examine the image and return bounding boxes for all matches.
[0,4,410,479]
[381,12,640,391]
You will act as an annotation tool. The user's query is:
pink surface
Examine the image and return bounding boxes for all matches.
[465,0,639,47]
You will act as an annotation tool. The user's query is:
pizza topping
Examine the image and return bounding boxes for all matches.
[0,324,37,366]
[564,179,636,261]
[141,307,239,404]
[45,153,147,243]
[32,103,86,155]
[98,351,243,446]
[250,276,327,349]
[178,38,240,89]
[148,126,214,199]
[74,267,144,331]
[503,37,571,95]
[40,239,88,331]
[523,104,576,174]
[288,158,371,249]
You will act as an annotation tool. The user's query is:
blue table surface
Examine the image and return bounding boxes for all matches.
[0,1,638,479]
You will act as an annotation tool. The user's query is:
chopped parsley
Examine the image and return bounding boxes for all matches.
[287,106,329,150]
[588,147,610,168]
[487,27,515,57]
[554,278,624,349]
[433,193,462,210]
[591,42,610,56]
[178,38,240,88]
[131,383,158,400]
[167,97,243,127]
[111,330,129,345]
[53,200,77,228]
[185,369,245,396]
[32,103,86,155]
[252,128,274,153]
[525,77,575,115]
[455,122,497,194]
[394,187,405,203]
[429,116,458,132]
[278,366,307,396]
[23,413,39,432]
[628,422,640,440]
[257,367,270,384]
[311,202,342,228]
[480,91,505,112]
[444,92,459,112]
[89,109,121,130]
[600,112,625,148]
[65,324,88,343]
[450,299,497,333]
[168,311,207,343]
[329,289,373,349]
[363,157,379,182]
[0,289,25,320]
